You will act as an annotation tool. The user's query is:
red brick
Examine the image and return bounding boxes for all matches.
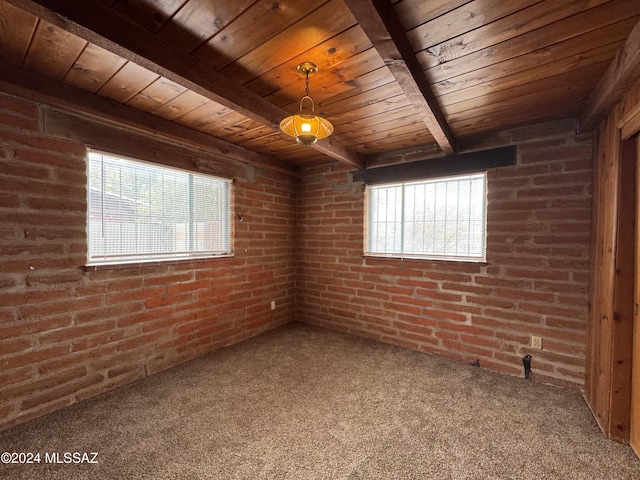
[460,334,500,348]
[394,321,433,337]
[2,158,52,179]
[0,338,33,355]
[416,284,465,302]
[438,322,494,337]
[26,271,84,286]
[544,339,585,356]
[434,330,459,341]
[145,272,194,287]
[39,320,117,344]
[107,364,145,380]
[71,331,126,353]
[21,373,104,410]
[389,294,433,309]
[142,316,177,333]
[0,404,15,420]
[0,93,39,117]
[26,196,85,212]
[0,287,74,308]
[145,293,192,309]
[18,296,103,318]
[0,316,73,340]
[1,345,70,371]
[3,367,87,399]
[0,192,21,208]
[0,367,33,388]
[76,303,144,324]
[424,308,469,323]
[495,331,529,344]
[107,286,166,305]
[3,129,85,155]
[115,331,171,352]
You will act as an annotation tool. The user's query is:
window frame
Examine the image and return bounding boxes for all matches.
[363,172,487,263]
[86,149,233,267]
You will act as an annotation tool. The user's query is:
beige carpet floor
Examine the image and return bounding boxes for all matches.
[1,322,639,479]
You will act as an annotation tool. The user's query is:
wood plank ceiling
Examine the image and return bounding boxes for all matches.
[0,0,639,170]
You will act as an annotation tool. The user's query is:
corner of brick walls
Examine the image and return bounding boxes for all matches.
[0,93,297,430]
[296,122,593,388]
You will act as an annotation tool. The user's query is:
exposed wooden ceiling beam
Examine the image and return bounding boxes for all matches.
[0,60,298,177]
[6,0,366,169]
[352,146,516,185]
[578,17,640,132]
[342,0,456,155]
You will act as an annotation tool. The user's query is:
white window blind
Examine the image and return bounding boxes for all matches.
[366,173,486,262]
[87,150,231,265]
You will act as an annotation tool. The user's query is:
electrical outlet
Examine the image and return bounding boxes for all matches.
[270,300,276,311]
[531,335,543,349]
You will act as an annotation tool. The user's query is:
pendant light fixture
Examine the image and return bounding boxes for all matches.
[280,62,333,146]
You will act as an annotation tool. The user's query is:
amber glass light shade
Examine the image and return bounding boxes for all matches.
[280,62,333,146]
[280,97,334,146]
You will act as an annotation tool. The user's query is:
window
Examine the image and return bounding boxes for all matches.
[87,150,231,265]
[365,173,486,262]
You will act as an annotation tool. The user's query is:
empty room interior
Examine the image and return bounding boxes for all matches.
[2,0,640,478]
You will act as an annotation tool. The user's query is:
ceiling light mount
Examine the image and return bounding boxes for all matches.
[296,61,318,77]
[280,62,333,147]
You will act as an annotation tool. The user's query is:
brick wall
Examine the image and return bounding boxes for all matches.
[0,88,593,430]
[0,93,296,430]
[297,121,592,387]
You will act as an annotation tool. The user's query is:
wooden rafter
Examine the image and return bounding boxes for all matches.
[6,0,366,169]
[342,0,456,155]
[578,17,640,132]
